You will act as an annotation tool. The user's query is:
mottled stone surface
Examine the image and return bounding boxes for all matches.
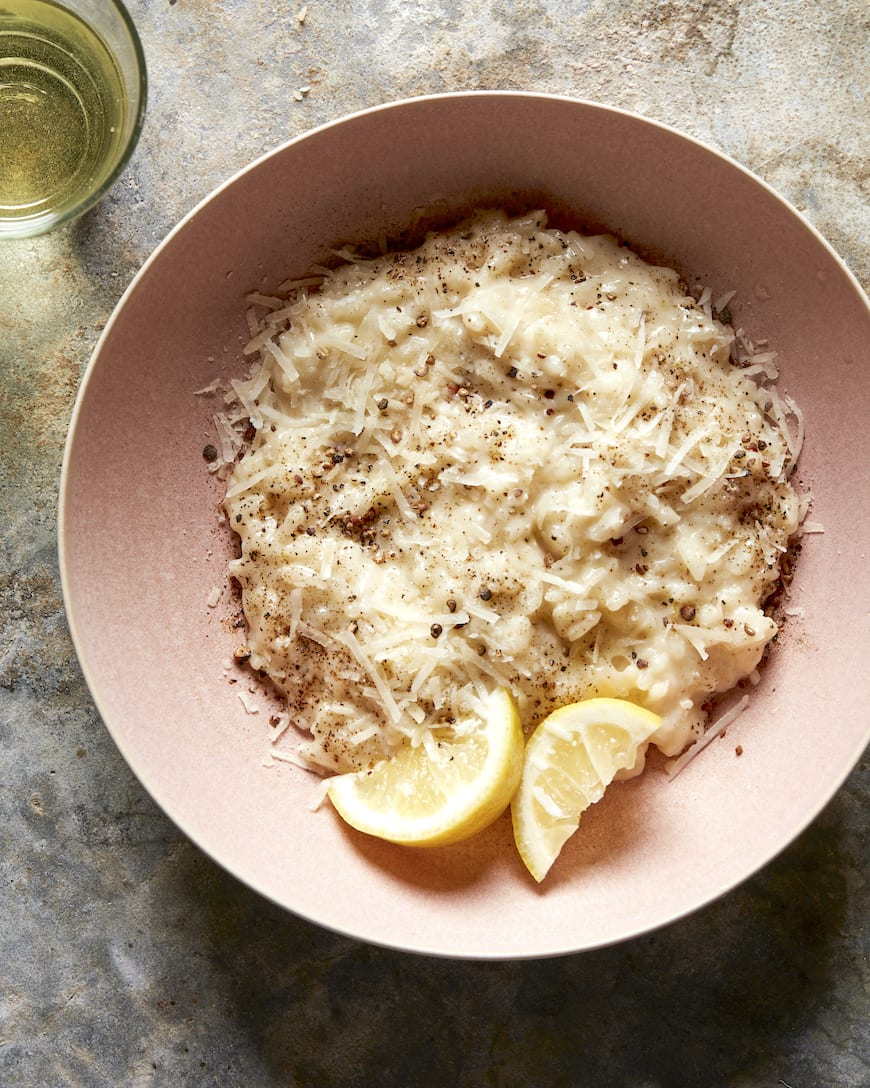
[1,1,867,1084]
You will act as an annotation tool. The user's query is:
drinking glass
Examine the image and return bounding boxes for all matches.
[0,0,146,238]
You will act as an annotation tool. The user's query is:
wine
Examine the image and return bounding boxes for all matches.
[0,0,129,228]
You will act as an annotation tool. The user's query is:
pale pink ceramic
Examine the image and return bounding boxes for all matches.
[59,93,870,958]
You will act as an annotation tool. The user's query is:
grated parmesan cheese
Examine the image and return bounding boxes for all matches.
[665,694,751,778]
[237,690,260,714]
[221,211,804,775]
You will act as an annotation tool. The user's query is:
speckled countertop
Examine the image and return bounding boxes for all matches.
[1,2,867,1085]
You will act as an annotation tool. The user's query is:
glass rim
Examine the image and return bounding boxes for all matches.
[0,0,148,239]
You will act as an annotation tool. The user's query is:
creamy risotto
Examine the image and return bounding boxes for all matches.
[216,211,803,775]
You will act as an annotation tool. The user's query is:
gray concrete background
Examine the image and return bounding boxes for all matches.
[1,1,867,1085]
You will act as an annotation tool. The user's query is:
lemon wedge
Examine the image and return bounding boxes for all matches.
[511,697,662,882]
[326,688,524,847]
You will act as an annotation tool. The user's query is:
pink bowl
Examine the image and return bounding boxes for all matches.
[59,93,870,958]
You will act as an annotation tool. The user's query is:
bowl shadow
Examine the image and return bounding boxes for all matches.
[143,763,861,1087]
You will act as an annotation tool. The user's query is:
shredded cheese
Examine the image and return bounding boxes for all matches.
[221,211,804,774]
[665,694,751,778]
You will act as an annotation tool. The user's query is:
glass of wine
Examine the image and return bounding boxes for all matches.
[0,0,146,238]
